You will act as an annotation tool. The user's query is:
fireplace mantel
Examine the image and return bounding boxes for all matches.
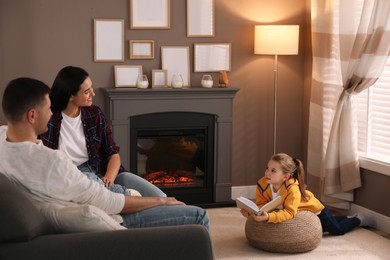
[102,87,239,204]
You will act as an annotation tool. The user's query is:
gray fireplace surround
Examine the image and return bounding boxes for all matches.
[102,87,239,205]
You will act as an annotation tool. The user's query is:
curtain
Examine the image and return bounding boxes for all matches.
[308,0,390,209]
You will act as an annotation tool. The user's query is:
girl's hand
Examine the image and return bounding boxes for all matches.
[240,208,251,218]
[252,211,269,222]
[240,209,269,222]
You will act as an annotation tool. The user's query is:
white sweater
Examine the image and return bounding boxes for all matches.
[0,126,124,214]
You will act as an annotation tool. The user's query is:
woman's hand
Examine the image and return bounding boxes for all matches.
[240,209,269,222]
[101,175,115,187]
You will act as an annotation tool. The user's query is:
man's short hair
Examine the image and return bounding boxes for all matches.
[2,77,50,122]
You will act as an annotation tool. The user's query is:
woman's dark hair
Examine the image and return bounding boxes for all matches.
[50,66,89,112]
[271,153,309,202]
[2,77,50,122]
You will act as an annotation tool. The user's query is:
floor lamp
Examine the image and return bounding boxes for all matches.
[254,25,299,155]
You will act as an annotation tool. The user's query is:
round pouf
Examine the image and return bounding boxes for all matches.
[245,211,322,253]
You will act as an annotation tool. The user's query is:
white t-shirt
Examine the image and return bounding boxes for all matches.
[270,184,283,210]
[59,112,89,166]
[0,125,124,214]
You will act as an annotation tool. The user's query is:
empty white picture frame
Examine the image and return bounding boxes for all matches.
[94,19,124,62]
[186,0,214,37]
[129,40,154,59]
[161,46,190,87]
[114,65,143,87]
[130,0,170,29]
[152,69,168,88]
[194,43,231,72]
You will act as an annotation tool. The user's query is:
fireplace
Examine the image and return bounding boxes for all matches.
[102,87,239,207]
[130,112,214,204]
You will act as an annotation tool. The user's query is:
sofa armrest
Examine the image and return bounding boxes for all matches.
[0,224,214,260]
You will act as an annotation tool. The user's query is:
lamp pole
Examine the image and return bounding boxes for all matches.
[273,54,278,155]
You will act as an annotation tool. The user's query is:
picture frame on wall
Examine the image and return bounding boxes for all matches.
[194,43,231,72]
[94,19,124,62]
[186,0,215,37]
[152,69,168,88]
[129,40,154,59]
[161,46,190,87]
[130,0,170,29]
[114,65,143,87]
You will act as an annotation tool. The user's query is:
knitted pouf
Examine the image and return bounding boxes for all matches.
[245,211,322,253]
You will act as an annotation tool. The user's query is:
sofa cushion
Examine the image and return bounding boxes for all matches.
[36,202,127,233]
[0,174,52,243]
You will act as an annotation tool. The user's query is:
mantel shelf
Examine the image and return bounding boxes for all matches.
[101,87,239,100]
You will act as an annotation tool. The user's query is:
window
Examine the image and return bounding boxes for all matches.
[356,56,390,174]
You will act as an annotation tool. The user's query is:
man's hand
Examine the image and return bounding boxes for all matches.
[121,196,186,214]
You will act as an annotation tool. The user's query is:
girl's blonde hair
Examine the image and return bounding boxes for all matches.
[271,153,309,201]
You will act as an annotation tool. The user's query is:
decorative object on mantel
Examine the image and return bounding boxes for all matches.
[152,69,168,88]
[136,74,149,89]
[114,65,143,88]
[161,46,190,87]
[186,0,215,37]
[130,0,170,29]
[171,74,184,89]
[194,43,231,72]
[93,19,124,62]
[201,75,213,88]
[254,25,299,154]
[129,40,154,59]
[219,70,229,87]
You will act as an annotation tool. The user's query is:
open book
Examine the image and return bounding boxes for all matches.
[236,195,282,216]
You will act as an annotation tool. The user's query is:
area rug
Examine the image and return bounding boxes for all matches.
[207,207,390,259]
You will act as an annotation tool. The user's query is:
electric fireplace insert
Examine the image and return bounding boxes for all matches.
[130,112,215,205]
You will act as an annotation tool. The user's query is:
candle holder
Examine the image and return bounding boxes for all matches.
[136,74,149,89]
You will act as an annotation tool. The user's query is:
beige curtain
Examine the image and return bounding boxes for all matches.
[308,0,390,209]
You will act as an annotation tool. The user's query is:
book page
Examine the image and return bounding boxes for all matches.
[236,195,282,216]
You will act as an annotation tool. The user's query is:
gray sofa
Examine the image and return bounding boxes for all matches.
[0,174,214,260]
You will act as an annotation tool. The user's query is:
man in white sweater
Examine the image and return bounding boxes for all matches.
[0,77,209,229]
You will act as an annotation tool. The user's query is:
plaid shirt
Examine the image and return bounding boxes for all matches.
[39,105,124,176]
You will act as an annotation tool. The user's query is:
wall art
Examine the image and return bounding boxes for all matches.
[194,43,231,72]
[161,46,190,87]
[152,69,168,88]
[186,0,214,37]
[130,0,170,29]
[94,19,124,62]
[129,40,154,59]
[114,65,143,87]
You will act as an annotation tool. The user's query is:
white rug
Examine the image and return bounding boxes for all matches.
[207,207,390,259]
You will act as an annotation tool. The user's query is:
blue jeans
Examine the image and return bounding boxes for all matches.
[77,162,166,197]
[317,206,360,235]
[78,162,129,195]
[121,204,210,231]
[115,171,166,197]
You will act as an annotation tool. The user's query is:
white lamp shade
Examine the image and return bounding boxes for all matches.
[254,25,299,55]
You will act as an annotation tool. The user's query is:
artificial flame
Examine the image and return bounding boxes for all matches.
[145,170,195,186]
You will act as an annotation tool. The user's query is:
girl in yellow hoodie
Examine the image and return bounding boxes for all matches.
[240,153,370,235]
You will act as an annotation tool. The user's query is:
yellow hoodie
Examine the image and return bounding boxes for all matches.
[256,177,324,223]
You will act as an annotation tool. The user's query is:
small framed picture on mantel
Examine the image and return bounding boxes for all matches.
[114,65,143,88]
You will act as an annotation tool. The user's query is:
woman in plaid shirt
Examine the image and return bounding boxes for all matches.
[40,66,166,197]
